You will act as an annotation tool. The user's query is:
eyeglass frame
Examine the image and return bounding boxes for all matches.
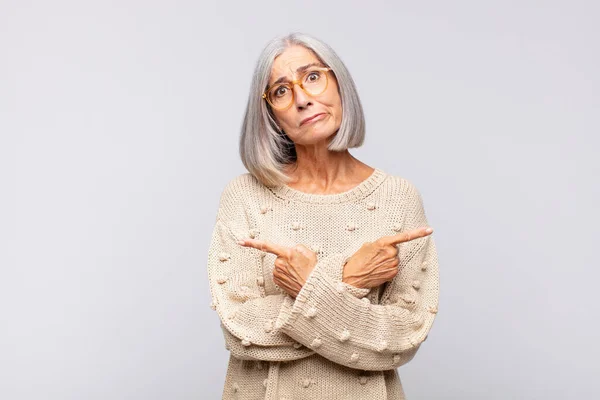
[262,66,333,110]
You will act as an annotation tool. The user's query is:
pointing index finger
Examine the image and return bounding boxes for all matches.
[238,238,288,257]
[382,226,433,246]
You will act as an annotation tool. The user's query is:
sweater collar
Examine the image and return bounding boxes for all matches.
[269,167,388,204]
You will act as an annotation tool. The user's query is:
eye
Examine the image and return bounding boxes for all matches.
[273,86,288,97]
[306,71,321,82]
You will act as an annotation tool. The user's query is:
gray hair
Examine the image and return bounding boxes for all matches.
[239,32,366,188]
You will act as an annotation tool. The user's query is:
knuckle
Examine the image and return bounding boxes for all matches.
[384,247,397,258]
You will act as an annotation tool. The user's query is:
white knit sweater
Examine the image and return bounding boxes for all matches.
[207,167,440,399]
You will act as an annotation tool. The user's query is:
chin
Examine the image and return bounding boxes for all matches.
[292,129,333,145]
[313,129,338,143]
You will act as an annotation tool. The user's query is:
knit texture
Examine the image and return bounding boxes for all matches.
[207,167,440,399]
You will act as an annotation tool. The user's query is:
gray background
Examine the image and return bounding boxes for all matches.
[2,0,599,399]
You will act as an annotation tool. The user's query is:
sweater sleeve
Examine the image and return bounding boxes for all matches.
[219,323,315,361]
[274,182,440,371]
[208,218,300,348]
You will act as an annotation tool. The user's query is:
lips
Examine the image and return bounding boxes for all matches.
[300,113,325,126]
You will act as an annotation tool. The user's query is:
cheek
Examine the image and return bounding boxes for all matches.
[273,110,293,127]
[326,87,342,115]
[330,95,343,121]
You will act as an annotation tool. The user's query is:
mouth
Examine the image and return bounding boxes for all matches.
[300,113,326,126]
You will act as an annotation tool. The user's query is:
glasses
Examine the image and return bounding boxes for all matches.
[262,67,332,110]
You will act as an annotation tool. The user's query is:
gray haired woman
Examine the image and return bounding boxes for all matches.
[207,32,439,400]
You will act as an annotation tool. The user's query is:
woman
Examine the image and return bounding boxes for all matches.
[207,32,439,400]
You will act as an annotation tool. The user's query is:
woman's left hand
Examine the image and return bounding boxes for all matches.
[237,238,317,298]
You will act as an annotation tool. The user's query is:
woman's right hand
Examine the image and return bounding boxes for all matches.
[342,226,434,289]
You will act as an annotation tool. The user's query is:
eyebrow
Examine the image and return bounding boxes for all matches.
[270,62,326,87]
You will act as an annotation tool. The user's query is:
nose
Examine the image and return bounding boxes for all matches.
[292,83,311,110]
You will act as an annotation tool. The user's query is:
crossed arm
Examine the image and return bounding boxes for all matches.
[206,182,439,370]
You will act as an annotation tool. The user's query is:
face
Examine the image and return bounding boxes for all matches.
[267,45,342,146]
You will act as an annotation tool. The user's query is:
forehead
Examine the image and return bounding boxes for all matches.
[269,45,320,83]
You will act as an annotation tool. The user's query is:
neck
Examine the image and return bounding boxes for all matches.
[284,147,369,190]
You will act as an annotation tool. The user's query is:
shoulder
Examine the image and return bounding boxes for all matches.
[379,172,423,201]
[215,172,266,227]
[220,172,264,200]
[376,172,428,223]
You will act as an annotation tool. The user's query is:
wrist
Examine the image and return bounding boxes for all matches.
[342,268,363,288]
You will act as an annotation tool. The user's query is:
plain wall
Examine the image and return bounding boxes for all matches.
[2,0,599,398]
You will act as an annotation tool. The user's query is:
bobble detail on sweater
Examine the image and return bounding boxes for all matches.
[302,378,311,388]
[428,305,438,314]
[415,313,425,328]
[350,352,360,363]
[305,306,318,318]
[291,222,301,230]
[401,293,415,304]
[259,205,269,214]
[412,280,421,290]
[209,301,216,310]
[256,276,264,286]
[392,223,402,232]
[293,342,303,349]
[393,354,402,364]
[283,296,294,307]
[361,297,371,309]
[366,202,376,210]
[311,338,322,348]
[376,340,388,352]
[339,329,351,342]
[232,382,239,392]
[421,260,428,271]
[218,252,231,262]
[241,337,251,346]
[274,316,283,330]
[264,319,274,333]
[216,276,227,284]
[346,223,356,231]
[248,228,259,239]
[227,310,237,320]
[359,375,368,385]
